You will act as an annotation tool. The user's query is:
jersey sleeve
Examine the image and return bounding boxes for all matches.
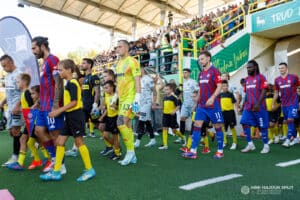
[172,95,179,106]
[260,75,268,90]
[66,81,78,101]
[214,68,222,85]
[130,58,141,77]
[91,75,101,87]
[24,90,34,107]
[231,92,236,104]
[274,78,279,91]
[49,56,60,76]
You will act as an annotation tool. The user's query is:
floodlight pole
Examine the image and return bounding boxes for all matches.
[160,8,166,29]
[132,20,137,40]
[198,0,204,17]
[110,29,114,49]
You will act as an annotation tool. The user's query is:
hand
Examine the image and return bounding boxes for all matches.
[205,96,215,107]
[271,103,277,111]
[12,105,21,115]
[49,110,60,118]
[171,111,176,115]
[132,93,141,113]
[91,102,98,113]
[253,104,260,112]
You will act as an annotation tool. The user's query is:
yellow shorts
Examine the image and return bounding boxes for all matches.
[118,102,134,119]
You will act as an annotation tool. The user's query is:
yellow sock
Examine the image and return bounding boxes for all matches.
[104,139,113,147]
[268,127,274,140]
[208,131,214,138]
[187,135,192,149]
[27,137,41,162]
[222,127,227,145]
[274,126,279,136]
[78,145,92,170]
[40,146,50,159]
[17,151,26,166]
[251,127,255,137]
[89,121,94,134]
[114,148,121,156]
[283,124,288,137]
[297,127,300,136]
[231,127,237,144]
[174,130,185,140]
[162,129,168,146]
[118,125,134,151]
[204,136,209,148]
[54,146,64,172]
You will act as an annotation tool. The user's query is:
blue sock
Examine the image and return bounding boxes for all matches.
[215,127,224,150]
[261,128,268,144]
[287,120,296,139]
[243,125,252,142]
[191,126,202,150]
[43,140,56,158]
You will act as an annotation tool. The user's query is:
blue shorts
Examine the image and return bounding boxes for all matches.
[282,105,298,120]
[36,110,64,131]
[194,106,224,124]
[240,109,268,129]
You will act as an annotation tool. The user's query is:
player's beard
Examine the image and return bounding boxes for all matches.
[36,48,44,59]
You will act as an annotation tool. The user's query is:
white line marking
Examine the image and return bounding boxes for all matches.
[275,159,300,167]
[179,174,243,191]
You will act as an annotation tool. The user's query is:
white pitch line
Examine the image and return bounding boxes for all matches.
[179,174,243,191]
[275,159,300,167]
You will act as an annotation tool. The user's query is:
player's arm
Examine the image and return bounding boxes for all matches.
[53,73,64,109]
[99,109,107,122]
[206,82,222,106]
[93,75,101,106]
[49,81,77,118]
[272,90,279,111]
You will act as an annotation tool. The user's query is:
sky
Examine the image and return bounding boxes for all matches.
[0,0,117,57]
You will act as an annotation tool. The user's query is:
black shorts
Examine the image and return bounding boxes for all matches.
[83,108,99,124]
[104,116,119,134]
[268,110,280,123]
[295,111,300,127]
[162,114,179,129]
[278,116,284,125]
[222,110,237,131]
[61,109,85,137]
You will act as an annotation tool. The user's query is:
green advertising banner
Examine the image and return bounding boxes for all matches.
[252,0,300,32]
[212,33,250,73]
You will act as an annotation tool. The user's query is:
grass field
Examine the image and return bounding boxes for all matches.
[0,130,299,200]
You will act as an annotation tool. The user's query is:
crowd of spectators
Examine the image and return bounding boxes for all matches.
[94,0,286,71]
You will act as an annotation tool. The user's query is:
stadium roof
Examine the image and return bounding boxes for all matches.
[21,0,237,37]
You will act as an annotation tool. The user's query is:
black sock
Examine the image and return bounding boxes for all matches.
[145,120,154,139]
[13,134,21,155]
[137,121,145,140]
[180,121,186,136]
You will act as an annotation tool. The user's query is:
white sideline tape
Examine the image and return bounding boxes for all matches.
[275,159,300,167]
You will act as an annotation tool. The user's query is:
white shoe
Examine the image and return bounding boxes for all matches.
[61,164,67,175]
[274,136,279,144]
[2,155,18,167]
[154,132,159,136]
[158,145,168,150]
[223,143,227,148]
[227,132,232,136]
[174,138,182,143]
[168,132,175,136]
[118,152,137,166]
[134,139,140,148]
[182,137,187,147]
[279,136,286,141]
[43,161,54,173]
[268,139,274,145]
[133,132,138,136]
[260,144,270,154]
[282,139,290,147]
[241,143,256,153]
[290,137,300,146]
[230,143,237,150]
[145,139,156,147]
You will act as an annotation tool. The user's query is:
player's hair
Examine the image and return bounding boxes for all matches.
[165,83,176,92]
[118,40,129,48]
[240,78,245,84]
[103,69,116,80]
[193,90,198,94]
[83,58,94,68]
[247,60,260,74]
[103,80,116,92]
[59,59,76,73]
[19,73,31,86]
[199,50,212,59]
[0,54,13,62]
[30,85,40,94]
[32,36,50,51]
[221,80,228,84]
[279,62,288,67]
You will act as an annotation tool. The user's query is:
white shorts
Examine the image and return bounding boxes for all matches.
[139,102,152,121]
[180,105,193,118]
[7,111,24,129]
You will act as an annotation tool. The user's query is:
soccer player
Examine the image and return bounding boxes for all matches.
[159,83,185,150]
[240,60,270,154]
[134,65,157,148]
[81,58,101,138]
[273,62,299,147]
[182,50,225,159]
[115,40,141,166]
[99,80,121,160]
[0,55,23,167]
[40,59,95,182]
[31,36,65,173]
[179,68,198,141]
[220,80,238,150]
